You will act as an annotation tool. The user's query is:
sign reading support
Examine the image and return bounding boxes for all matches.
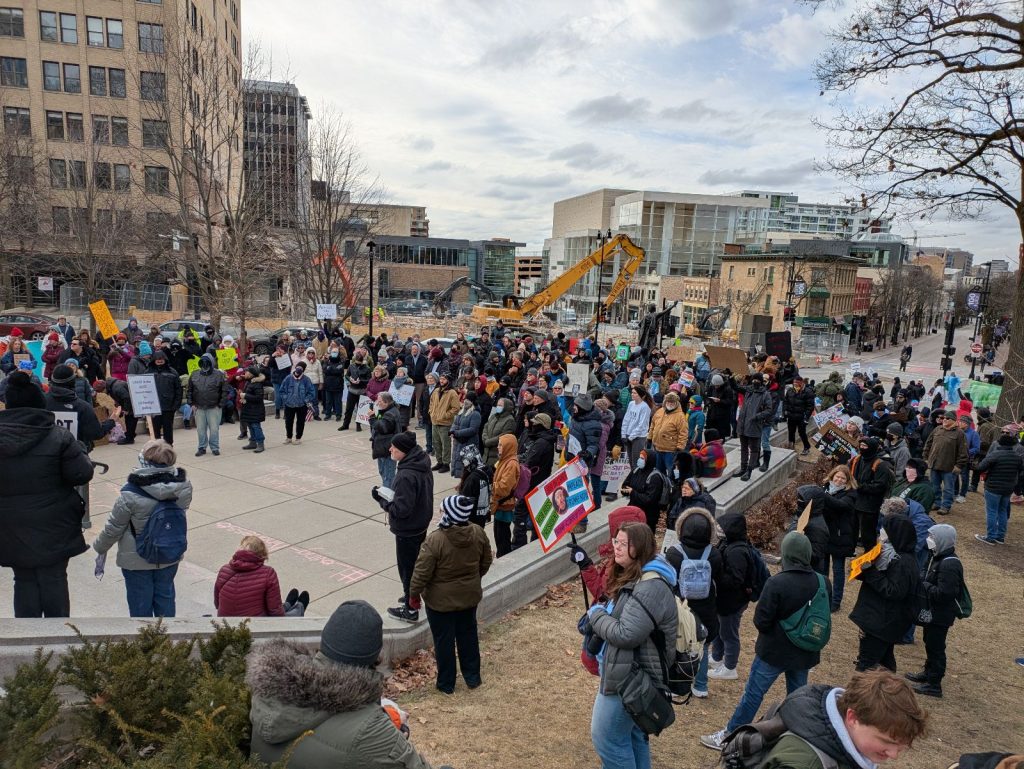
[52,410,79,439]
[127,374,162,416]
[88,299,121,341]
[316,303,337,320]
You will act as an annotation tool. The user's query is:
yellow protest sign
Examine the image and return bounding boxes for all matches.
[216,347,238,370]
[848,542,882,582]
[89,299,120,340]
[186,356,201,374]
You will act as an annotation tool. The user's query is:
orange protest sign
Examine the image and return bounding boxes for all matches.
[848,542,882,582]
[88,299,120,340]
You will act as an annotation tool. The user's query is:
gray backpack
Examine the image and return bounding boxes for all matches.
[674,543,712,601]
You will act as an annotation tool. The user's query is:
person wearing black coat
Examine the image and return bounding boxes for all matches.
[975,433,1024,544]
[622,450,667,532]
[666,506,723,697]
[782,378,815,454]
[238,367,267,452]
[340,354,372,431]
[0,372,95,617]
[850,514,919,672]
[321,350,347,421]
[44,376,117,447]
[850,437,895,550]
[406,344,429,427]
[370,394,403,489]
[711,512,756,677]
[148,350,183,445]
[811,465,859,612]
[704,374,735,441]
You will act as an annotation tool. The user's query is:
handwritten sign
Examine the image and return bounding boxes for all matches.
[666,345,698,363]
[127,374,162,416]
[275,352,293,370]
[566,363,591,396]
[389,382,415,406]
[848,542,882,581]
[705,345,749,375]
[525,457,594,553]
[601,457,631,495]
[88,299,120,341]
[355,395,373,425]
[51,410,79,439]
[813,403,849,429]
[185,356,201,374]
[216,347,238,371]
[316,303,337,320]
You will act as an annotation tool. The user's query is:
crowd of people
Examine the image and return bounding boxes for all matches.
[0,312,1019,769]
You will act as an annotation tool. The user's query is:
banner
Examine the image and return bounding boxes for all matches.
[355,395,373,425]
[389,382,415,406]
[316,303,337,320]
[967,380,1002,409]
[216,347,239,371]
[127,374,162,416]
[601,457,631,496]
[525,457,594,553]
[88,299,120,340]
[812,403,849,429]
[813,420,859,464]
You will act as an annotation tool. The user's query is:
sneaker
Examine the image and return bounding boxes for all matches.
[994,537,1006,544]
[708,656,724,671]
[708,666,738,680]
[386,606,419,623]
[700,729,726,751]
[294,439,301,445]
[195,448,206,457]
[938,508,950,516]
[954,495,966,504]
[1016,658,1024,667]
[284,438,292,444]
[691,687,708,699]
[975,534,997,545]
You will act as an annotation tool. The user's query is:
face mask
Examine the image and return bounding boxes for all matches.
[828,480,844,494]
[672,468,680,480]
[495,406,504,414]
[636,459,646,470]
[926,536,937,551]
[293,370,302,378]
[330,351,339,358]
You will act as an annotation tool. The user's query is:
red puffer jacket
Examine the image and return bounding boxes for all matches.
[214,549,285,617]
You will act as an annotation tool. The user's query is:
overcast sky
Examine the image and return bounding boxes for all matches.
[245,0,1019,265]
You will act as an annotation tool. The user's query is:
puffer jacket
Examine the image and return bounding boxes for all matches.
[568,407,604,467]
[480,407,515,466]
[715,512,756,615]
[815,373,844,410]
[594,407,614,472]
[737,383,774,438]
[92,466,193,570]
[410,522,493,613]
[649,405,688,451]
[782,384,815,421]
[769,684,864,769]
[365,373,390,401]
[976,442,1023,495]
[0,407,94,569]
[42,342,63,380]
[322,356,347,393]
[450,405,482,476]
[345,360,371,394]
[821,486,858,557]
[215,549,285,617]
[301,356,323,386]
[239,373,267,423]
[849,515,919,642]
[589,557,678,696]
[187,359,228,408]
[107,343,134,380]
[247,640,435,769]
[919,526,963,629]
[369,403,402,459]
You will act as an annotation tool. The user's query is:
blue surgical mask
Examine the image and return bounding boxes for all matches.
[636,459,646,470]
[495,406,504,414]
[673,467,680,480]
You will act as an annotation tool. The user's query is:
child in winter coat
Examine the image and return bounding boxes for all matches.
[215,536,308,617]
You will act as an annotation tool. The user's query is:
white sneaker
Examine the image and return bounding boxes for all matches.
[954,495,966,504]
[708,666,738,680]
[708,656,724,671]
[294,439,302,445]
[700,729,726,751]
[691,687,708,699]
[283,438,292,444]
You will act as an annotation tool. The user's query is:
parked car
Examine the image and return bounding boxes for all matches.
[249,326,322,356]
[382,299,432,315]
[157,319,242,341]
[0,312,58,340]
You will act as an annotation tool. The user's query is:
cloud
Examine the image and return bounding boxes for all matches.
[697,159,817,187]
[659,100,730,121]
[492,172,572,188]
[548,142,623,171]
[406,135,434,152]
[481,188,532,201]
[418,160,452,172]
[479,33,548,69]
[567,94,651,123]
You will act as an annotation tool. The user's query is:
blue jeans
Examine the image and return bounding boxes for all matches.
[822,553,846,608]
[273,382,283,411]
[956,463,972,496]
[931,469,956,510]
[378,457,397,488]
[760,424,772,453]
[711,608,745,670]
[122,564,178,618]
[591,691,650,769]
[695,642,710,692]
[726,655,808,732]
[655,450,675,474]
[248,421,265,443]
[194,407,220,451]
[984,489,1010,540]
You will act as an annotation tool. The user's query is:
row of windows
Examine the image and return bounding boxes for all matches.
[48,158,167,193]
[52,206,134,235]
[8,106,168,152]
[3,10,160,52]
[1,56,166,100]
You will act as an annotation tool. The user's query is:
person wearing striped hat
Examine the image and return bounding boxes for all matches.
[408,495,493,694]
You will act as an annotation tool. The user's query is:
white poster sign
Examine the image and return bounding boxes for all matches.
[52,410,79,439]
[275,352,293,370]
[37,276,54,291]
[389,382,415,407]
[127,374,162,416]
[566,363,591,397]
[316,303,337,320]
[601,458,631,495]
[812,402,849,429]
[355,394,373,425]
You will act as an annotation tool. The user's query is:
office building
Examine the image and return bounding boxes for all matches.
[514,252,544,295]
[916,246,973,272]
[736,190,891,239]
[355,204,429,237]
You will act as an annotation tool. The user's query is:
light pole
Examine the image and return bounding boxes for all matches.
[367,240,375,338]
[593,228,610,349]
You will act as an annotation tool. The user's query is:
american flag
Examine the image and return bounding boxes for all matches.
[305,406,314,422]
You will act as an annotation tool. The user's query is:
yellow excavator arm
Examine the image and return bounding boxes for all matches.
[591,236,646,326]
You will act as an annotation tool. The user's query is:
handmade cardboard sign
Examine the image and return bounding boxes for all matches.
[316,303,337,320]
[848,542,882,581]
[814,421,859,464]
[216,347,238,370]
[88,299,120,340]
[704,345,748,375]
[355,395,373,425]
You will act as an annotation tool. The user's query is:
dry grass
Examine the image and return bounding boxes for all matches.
[393,493,1024,769]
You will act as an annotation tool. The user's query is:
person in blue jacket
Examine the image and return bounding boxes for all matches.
[279,362,316,445]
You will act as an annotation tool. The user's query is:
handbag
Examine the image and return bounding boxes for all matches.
[616,585,676,735]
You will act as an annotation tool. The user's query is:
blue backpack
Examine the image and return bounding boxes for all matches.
[122,482,188,565]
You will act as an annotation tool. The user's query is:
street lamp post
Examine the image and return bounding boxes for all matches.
[367,240,376,338]
[593,229,610,349]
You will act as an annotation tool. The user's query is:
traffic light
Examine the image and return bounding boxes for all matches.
[942,345,956,357]
[941,357,953,370]
[783,307,795,322]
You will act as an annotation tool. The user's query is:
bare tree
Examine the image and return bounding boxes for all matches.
[0,102,46,309]
[290,106,386,323]
[810,0,1024,422]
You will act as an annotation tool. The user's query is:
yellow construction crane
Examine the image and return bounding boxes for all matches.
[470,234,646,329]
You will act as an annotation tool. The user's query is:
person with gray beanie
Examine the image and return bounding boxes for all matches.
[247,599,446,768]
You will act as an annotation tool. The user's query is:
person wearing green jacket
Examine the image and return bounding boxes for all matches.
[894,457,936,512]
[479,397,515,466]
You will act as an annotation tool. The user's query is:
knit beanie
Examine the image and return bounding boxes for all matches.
[391,431,416,453]
[3,371,45,409]
[50,364,75,385]
[9,326,23,337]
[711,374,724,387]
[320,600,384,668]
[139,341,153,356]
[999,433,1015,447]
[781,531,812,570]
[439,495,474,528]
[574,394,594,412]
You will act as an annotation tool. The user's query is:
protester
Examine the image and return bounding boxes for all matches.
[783,376,814,455]
[45,364,118,445]
[188,353,228,457]
[409,494,493,694]
[93,439,191,618]
[322,346,347,421]
[955,414,981,502]
[301,347,324,420]
[850,437,895,550]
[709,512,757,682]
[974,432,1023,544]
[705,373,736,440]
[814,464,858,611]
[480,396,515,466]
[371,391,403,488]
[428,373,461,473]
[737,372,774,481]
[621,448,667,532]
[237,364,267,453]
[648,390,688,473]
[373,432,433,622]
[450,391,482,478]
[280,363,316,445]
[215,536,308,617]
[490,433,520,557]
[339,348,371,432]
[924,410,969,515]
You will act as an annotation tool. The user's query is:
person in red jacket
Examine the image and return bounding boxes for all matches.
[214,536,308,617]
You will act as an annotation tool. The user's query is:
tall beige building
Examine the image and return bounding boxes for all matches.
[0,0,242,304]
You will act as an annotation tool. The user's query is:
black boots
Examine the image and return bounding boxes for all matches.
[759,451,771,472]
[242,440,257,450]
[904,670,928,683]
[739,465,752,482]
[912,682,942,698]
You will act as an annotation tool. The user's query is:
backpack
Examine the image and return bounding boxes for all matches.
[947,556,973,620]
[122,482,188,566]
[748,546,771,602]
[649,468,673,508]
[720,701,839,769]
[778,574,832,652]
[674,543,713,601]
[632,574,705,700]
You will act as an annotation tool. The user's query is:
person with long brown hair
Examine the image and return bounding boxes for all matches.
[586,521,678,768]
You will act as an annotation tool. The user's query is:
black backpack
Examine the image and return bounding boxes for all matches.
[721,701,838,769]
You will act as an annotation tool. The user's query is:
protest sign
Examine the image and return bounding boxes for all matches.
[814,421,858,464]
[765,331,792,361]
[566,363,591,397]
[127,374,161,416]
[666,344,697,363]
[705,345,748,375]
[275,352,293,370]
[185,356,201,375]
[967,380,1002,409]
[812,403,849,429]
[616,344,630,361]
[679,370,695,388]
[601,457,631,495]
[216,347,238,370]
[88,299,120,340]
[389,382,415,406]
[796,501,812,533]
[848,542,882,581]
[52,410,79,439]
[316,303,337,320]
[355,395,373,425]
[525,457,594,553]
[22,340,43,374]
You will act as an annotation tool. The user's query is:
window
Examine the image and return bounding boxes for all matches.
[66,113,83,141]
[49,158,66,188]
[140,70,164,100]
[94,161,111,189]
[42,60,60,91]
[114,163,130,191]
[45,110,64,139]
[138,22,164,52]
[86,16,103,45]
[111,116,128,145]
[108,68,125,97]
[142,119,167,148]
[68,160,85,189]
[145,165,170,194]
[0,8,24,37]
[62,63,80,92]
[747,267,756,277]
[39,11,56,41]
[52,206,70,234]
[3,106,30,135]
[59,13,76,43]
[89,65,105,95]
[106,19,122,48]
[1,57,27,87]
[96,209,112,230]
[92,115,109,143]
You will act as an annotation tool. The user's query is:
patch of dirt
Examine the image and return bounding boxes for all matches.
[391,493,1024,769]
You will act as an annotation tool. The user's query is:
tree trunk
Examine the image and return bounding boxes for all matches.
[994,224,1024,427]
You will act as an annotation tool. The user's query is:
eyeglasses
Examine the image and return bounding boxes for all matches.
[611,538,629,549]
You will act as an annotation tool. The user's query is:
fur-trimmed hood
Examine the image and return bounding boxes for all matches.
[247,639,385,745]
